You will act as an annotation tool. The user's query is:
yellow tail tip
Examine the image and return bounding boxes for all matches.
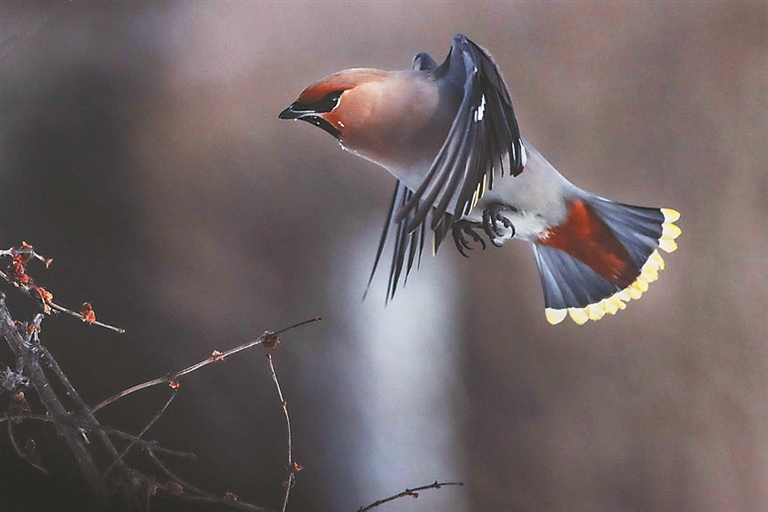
[545,246,673,325]
[661,208,680,222]
[545,308,568,325]
[543,208,679,326]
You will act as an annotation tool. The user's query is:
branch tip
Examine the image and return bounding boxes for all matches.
[358,481,465,511]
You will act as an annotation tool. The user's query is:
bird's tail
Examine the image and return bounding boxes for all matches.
[532,195,680,325]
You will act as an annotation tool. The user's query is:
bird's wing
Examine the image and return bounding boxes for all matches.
[395,34,526,233]
[365,51,454,302]
[367,35,525,301]
[365,180,456,302]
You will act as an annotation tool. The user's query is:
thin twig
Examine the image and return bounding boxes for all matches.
[103,389,179,479]
[146,448,213,498]
[357,481,465,512]
[0,413,196,460]
[0,294,107,501]
[0,244,125,333]
[266,353,295,512]
[2,244,319,511]
[7,418,49,474]
[37,343,123,461]
[90,317,321,414]
[48,301,125,333]
[146,447,275,511]
[0,267,125,333]
[103,427,196,460]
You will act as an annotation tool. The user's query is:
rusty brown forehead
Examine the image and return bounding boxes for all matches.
[296,68,389,103]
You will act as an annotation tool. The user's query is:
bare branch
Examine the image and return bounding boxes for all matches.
[357,481,465,512]
[0,413,196,460]
[102,388,180,479]
[146,447,215,498]
[47,300,125,333]
[36,343,124,462]
[2,242,320,511]
[0,293,108,502]
[90,317,321,414]
[145,448,275,510]
[0,243,125,333]
[7,417,48,475]
[266,352,299,512]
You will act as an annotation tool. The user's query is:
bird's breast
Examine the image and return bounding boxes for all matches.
[339,72,461,185]
[467,142,573,241]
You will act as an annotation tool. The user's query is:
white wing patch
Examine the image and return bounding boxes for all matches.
[474,94,486,122]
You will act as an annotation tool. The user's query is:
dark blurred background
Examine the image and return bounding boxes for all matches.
[2,2,767,511]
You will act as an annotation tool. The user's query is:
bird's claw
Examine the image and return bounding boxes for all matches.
[482,204,516,247]
[452,220,486,257]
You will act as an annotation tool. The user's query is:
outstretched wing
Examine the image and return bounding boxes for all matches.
[364,50,453,302]
[367,35,525,301]
[396,34,526,233]
[365,180,455,302]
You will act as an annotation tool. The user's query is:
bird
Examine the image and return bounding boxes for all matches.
[279,34,680,325]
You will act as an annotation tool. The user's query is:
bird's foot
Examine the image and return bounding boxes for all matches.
[452,220,486,257]
[482,204,516,247]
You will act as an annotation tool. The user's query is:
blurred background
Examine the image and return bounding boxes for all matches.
[2,2,767,511]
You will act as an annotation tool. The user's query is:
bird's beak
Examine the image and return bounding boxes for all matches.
[278,104,306,120]
[279,103,342,138]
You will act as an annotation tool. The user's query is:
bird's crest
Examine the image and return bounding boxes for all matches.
[296,68,388,105]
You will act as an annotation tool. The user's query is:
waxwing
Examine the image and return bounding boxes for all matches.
[279,34,680,325]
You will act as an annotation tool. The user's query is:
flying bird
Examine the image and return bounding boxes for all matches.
[279,34,680,325]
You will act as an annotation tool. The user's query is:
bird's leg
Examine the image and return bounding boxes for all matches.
[482,203,517,247]
[452,220,486,257]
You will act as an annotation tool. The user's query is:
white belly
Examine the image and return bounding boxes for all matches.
[464,141,573,241]
[380,139,576,242]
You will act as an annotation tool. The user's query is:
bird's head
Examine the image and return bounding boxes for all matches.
[279,68,389,141]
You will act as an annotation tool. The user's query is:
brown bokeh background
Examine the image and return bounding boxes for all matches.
[2,2,767,511]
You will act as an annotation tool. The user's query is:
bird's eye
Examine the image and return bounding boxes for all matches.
[293,90,344,114]
[311,90,344,113]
